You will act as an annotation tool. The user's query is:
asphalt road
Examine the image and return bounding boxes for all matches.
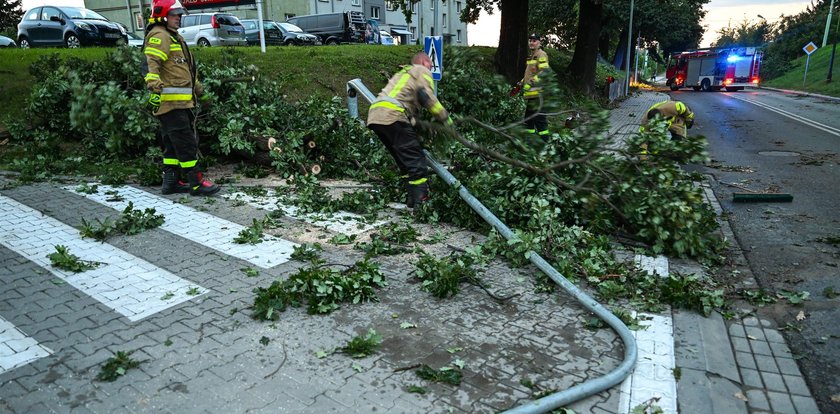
[674,87,840,412]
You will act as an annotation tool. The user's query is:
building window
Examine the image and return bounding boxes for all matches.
[410,26,417,40]
[442,13,447,28]
[457,29,461,43]
[386,0,398,11]
[411,2,418,13]
[352,0,361,6]
[430,1,434,10]
[370,6,380,19]
[456,1,462,12]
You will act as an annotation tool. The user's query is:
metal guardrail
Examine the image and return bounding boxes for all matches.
[346,79,637,413]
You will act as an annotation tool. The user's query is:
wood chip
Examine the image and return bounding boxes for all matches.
[734,392,748,402]
[796,311,806,321]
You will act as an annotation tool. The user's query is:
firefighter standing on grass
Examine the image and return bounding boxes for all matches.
[367,52,452,208]
[519,32,551,137]
[143,0,219,196]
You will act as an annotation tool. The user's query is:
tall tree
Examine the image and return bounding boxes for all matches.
[389,0,528,83]
[568,0,603,96]
[462,0,529,83]
[0,0,24,33]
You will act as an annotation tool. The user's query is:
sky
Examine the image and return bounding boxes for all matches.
[466,0,816,48]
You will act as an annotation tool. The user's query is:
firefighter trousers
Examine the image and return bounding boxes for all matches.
[368,122,428,181]
[524,99,549,136]
[158,109,199,169]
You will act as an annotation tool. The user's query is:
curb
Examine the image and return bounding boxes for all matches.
[757,86,840,102]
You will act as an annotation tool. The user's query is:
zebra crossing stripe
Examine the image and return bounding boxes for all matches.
[0,195,207,322]
[618,255,678,413]
[0,316,53,374]
[223,190,385,236]
[64,185,298,269]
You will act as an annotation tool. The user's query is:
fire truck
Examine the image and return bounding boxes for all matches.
[665,47,763,92]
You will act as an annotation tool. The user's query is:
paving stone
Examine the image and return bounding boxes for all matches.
[754,354,780,374]
[767,390,796,414]
[728,323,746,338]
[783,374,811,396]
[760,371,787,392]
[746,389,771,410]
[763,329,785,344]
[769,341,793,358]
[744,326,766,341]
[748,339,772,356]
[735,351,757,370]
[731,336,750,353]
[790,395,820,414]
[740,367,764,388]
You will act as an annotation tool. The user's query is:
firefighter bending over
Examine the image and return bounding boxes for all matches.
[143,0,220,196]
[640,100,695,140]
[519,32,551,137]
[367,52,452,208]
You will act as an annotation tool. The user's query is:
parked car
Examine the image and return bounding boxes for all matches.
[241,19,283,46]
[17,6,127,48]
[126,32,143,48]
[379,30,395,46]
[275,22,321,46]
[0,35,16,47]
[177,13,246,47]
[287,11,365,45]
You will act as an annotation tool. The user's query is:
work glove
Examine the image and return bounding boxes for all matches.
[446,116,454,126]
[148,93,161,109]
[686,119,694,129]
[199,93,213,111]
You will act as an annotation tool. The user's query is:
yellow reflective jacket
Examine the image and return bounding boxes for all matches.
[143,24,204,116]
[521,48,549,100]
[640,100,695,138]
[367,64,449,127]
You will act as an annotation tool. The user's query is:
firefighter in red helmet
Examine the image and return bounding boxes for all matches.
[143,0,220,196]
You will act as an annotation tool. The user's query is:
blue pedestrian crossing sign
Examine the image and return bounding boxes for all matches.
[424,36,443,81]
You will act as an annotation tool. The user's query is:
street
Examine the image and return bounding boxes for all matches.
[678,87,840,412]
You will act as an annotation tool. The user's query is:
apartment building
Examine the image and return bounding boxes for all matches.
[85,0,466,45]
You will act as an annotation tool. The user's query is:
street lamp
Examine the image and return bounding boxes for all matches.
[625,0,634,95]
[824,0,836,47]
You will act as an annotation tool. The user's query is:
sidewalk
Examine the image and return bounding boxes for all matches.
[0,92,819,413]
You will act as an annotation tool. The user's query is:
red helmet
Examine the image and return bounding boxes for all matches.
[150,0,187,23]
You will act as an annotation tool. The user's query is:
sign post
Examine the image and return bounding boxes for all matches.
[424,36,443,95]
[803,41,818,86]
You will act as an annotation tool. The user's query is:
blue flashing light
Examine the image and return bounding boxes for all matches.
[727,55,741,63]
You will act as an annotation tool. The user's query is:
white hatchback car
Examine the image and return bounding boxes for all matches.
[177,13,246,47]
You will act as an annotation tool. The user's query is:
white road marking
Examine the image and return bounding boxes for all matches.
[729,95,840,137]
[618,255,677,414]
[0,195,206,322]
[0,316,53,374]
[223,190,385,236]
[64,185,297,269]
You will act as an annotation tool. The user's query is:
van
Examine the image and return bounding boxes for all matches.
[178,13,246,47]
[287,11,365,45]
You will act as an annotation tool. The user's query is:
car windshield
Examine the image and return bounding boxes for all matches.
[59,7,107,20]
[126,32,141,40]
[279,23,303,33]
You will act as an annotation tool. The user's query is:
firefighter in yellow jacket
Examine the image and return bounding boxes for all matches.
[520,32,551,137]
[143,0,219,196]
[640,100,695,140]
[367,52,451,208]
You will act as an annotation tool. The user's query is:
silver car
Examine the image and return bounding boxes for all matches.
[0,35,16,47]
[177,13,246,47]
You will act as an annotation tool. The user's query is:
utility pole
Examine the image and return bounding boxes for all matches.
[824,0,836,47]
[828,9,840,81]
[624,0,634,96]
[634,33,641,84]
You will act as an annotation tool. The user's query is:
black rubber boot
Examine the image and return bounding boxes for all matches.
[161,167,189,195]
[403,179,415,208]
[407,182,429,208]
[186,168,220,196]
